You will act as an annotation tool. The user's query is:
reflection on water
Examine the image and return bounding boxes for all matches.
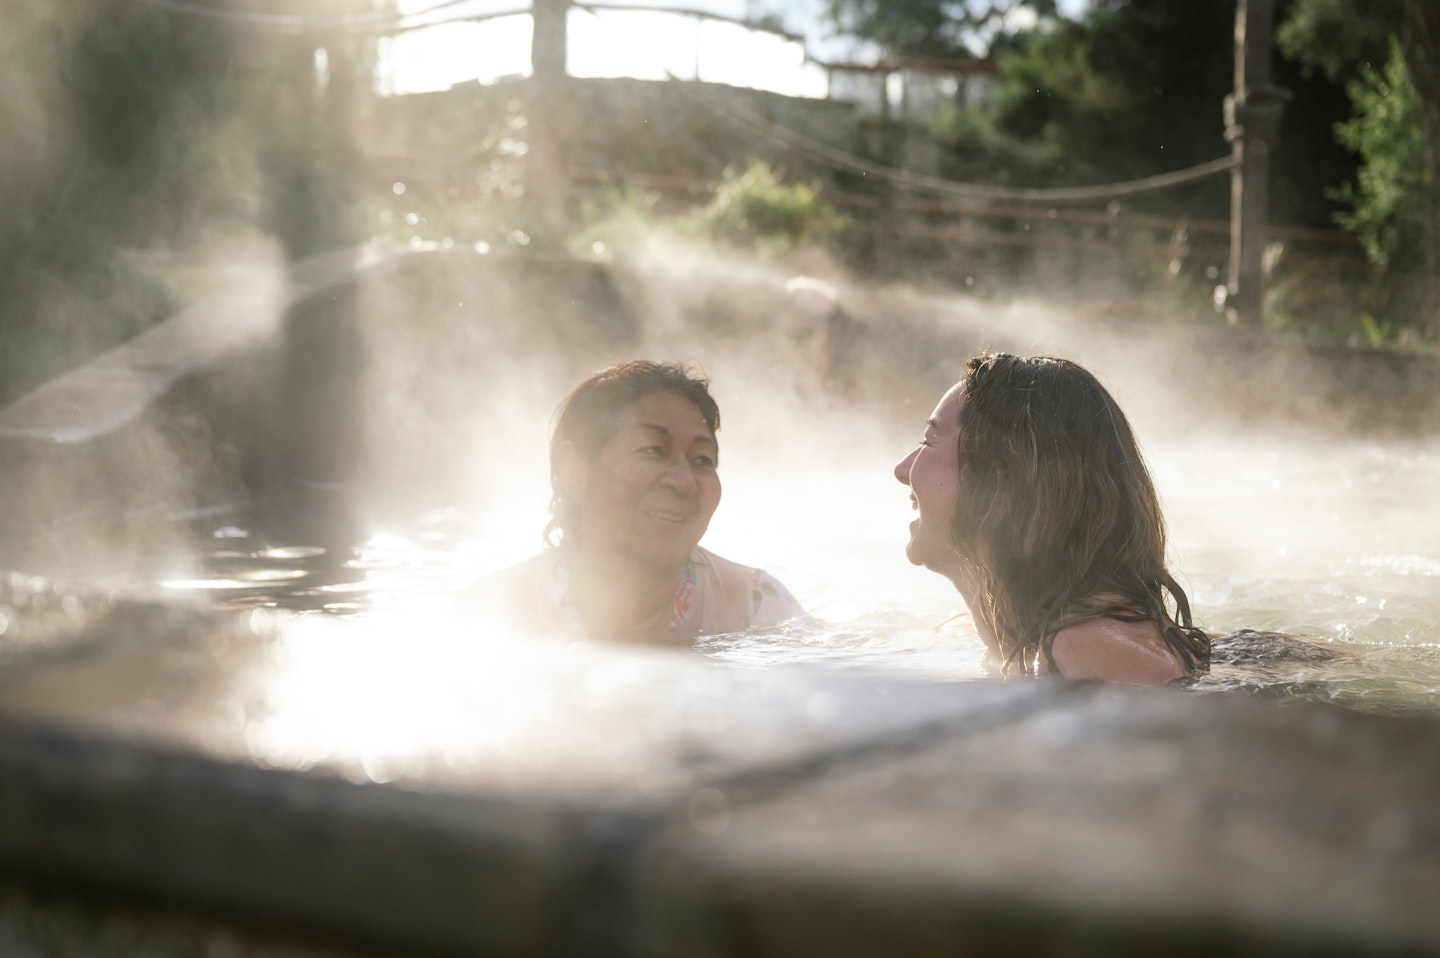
[165,512,494,617]
[164,432,1440,717]
[1158,438,1440,714]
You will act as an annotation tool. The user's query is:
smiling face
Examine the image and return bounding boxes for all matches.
[564,390,721,572]
[893,383,964,580]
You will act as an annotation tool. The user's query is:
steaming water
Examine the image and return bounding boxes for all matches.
[164,404,1440,717]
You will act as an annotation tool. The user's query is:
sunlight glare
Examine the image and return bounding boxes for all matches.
[380,15,532,94]
[697,19,826,97]
[570,9,700,81]
[242,611,565,779]
[381,3,825,97]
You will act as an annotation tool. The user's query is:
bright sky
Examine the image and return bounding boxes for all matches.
[376,0,1093,98]
[379,0,827,98]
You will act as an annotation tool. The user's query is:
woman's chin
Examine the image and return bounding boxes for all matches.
[906,540,962,582]
[903,536,927,568]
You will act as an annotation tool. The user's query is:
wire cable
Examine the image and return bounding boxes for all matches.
[670,75,1236,205]
[134,0,526,34]
[564,4,1234,204]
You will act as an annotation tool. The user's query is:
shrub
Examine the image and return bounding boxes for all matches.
[688,162,846,253]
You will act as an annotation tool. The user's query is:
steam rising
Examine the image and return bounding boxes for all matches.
[1,4,1437,715]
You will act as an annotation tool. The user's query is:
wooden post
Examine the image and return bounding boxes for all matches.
[1222,0,1288,325]
[525,0,570,248]
[873,70,898,277]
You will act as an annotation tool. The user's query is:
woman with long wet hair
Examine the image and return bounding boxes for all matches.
[894,352,1209,683]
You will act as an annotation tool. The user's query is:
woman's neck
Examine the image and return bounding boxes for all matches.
[948,567,1000,655]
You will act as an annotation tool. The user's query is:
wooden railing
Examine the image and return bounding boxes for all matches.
[568,167,1370,280]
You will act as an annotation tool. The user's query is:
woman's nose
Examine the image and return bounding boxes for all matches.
[894,449,917,484]
[662,455,699,493]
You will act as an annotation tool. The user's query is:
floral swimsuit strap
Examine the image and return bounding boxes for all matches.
[670,555,699,627]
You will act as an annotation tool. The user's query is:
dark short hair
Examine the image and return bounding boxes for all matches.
[544,360,719,547]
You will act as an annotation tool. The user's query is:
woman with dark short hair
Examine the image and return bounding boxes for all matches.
[467,360,803,644]
[894,352,1210,684]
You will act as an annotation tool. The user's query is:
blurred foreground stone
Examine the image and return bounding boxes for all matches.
[0,573,1435,957]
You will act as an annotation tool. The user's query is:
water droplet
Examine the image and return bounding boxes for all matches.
[688,787,730,835]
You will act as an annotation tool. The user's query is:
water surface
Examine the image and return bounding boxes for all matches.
[165,413,1440,717]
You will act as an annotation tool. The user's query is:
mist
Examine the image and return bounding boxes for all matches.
[1,8,1438,958]
[0,1,1436,715]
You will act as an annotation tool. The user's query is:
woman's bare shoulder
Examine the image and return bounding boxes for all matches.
[692,547,805,627]
[1047,617,1190,685]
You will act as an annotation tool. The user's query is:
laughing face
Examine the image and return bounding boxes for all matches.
[565,390,721,571]
[893,382,964,580]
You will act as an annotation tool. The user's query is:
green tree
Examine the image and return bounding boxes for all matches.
[824,0,1059,59]
[1279,0,1440,335]
[1330,41,1426,271]
[989,2,1235,201]
[933,1,1353,225]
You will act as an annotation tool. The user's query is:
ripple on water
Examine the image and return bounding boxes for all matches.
[175,460,1440,719]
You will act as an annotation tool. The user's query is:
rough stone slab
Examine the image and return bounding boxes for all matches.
[0,577,1039,955]
[0,603,1035,804]
[0,879,385,958]
[1,578,1438,956]
[628,685,1440,957]
[0,715,623,958]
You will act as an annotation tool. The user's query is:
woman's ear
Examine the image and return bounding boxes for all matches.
[554,440,588,502]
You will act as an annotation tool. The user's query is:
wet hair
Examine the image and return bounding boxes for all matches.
[949,353,1209,677]
[544,360,720,548]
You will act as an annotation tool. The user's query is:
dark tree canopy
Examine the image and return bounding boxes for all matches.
[1281,0,1440,331]
[825,0,1060,59]
[935,0,1353,226]
[1276,0,1407,82]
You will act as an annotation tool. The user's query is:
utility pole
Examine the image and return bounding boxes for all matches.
[1222,0,1288,325]
[526,0,570,248]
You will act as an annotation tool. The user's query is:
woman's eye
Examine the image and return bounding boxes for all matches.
[692,455,717,469]
[637,445,665,458]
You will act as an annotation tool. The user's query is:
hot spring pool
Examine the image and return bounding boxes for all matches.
[2,246,1430,717]
[161,408,1440,718]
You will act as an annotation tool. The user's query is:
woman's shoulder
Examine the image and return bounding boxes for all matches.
[1047,616,1191,685]
[691,547,805,628]
[454,552,566,626]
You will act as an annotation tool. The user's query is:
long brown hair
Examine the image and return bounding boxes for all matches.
[949,353,1209,676]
